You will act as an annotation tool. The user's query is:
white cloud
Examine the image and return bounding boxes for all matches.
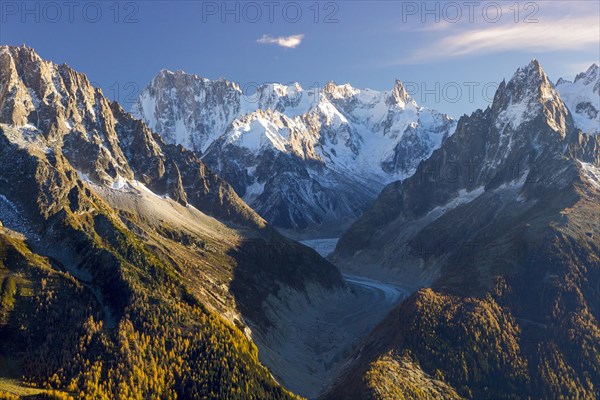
[257,34,304,49]
[397,16,599,64]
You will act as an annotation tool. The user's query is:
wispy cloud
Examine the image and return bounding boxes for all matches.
[397,16,599,64]
[257,34,304,49]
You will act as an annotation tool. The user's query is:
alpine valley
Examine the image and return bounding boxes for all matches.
[0,43,598,400]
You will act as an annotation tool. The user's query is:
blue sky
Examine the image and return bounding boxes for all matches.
[1,0,598,116]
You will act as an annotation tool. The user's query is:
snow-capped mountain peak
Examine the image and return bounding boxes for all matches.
[225,109,298,153]
[133,70,456,230]
[557,63,600,135]
[132,70,245,153]
[253,81,317,117]
[386,79,414,108]
[575,63,599,85]
[497,60,556,106]
[321,81,360,99]
[494,59,569,134]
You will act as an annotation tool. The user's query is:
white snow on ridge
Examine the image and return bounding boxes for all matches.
[497,170,530,191]
[426,186,486,220]
[242,181,266,203]
[0,194,38,239]
[300,238,339,257]
[111,175,128,190]
[136,91,157,133]
[0,123,53,154]
[557,64,600,135]
[228,115,291,152]
[580,162,600,189]
[76,170,168,200]
[496,101,537,131]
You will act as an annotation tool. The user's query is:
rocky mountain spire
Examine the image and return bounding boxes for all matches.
[386,79,412,107]
[492,59,572,137]
[0,45,133,181]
